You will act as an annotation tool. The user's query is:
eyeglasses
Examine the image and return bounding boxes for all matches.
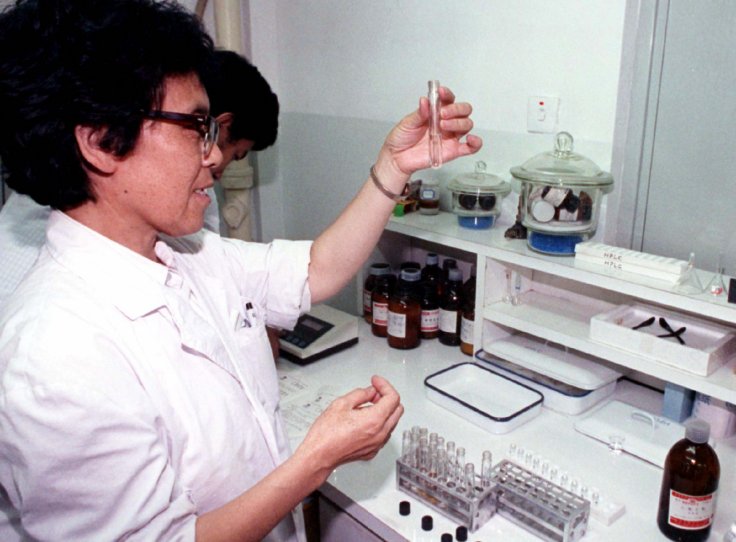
[142,110,220,158]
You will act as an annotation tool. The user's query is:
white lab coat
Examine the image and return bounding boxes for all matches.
[0,188,222,308]
[0,211,311,541]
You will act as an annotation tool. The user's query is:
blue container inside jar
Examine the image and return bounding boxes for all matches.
[448,161,511,230]
[510,132,614,255]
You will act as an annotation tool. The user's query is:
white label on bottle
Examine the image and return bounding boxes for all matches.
[460,316,474,344]
[372,301,388,326]
[667,490,716,530]
[421,308,440,332]
[439,309,458,333]
[387,311,407,338]
[363,289,372,313]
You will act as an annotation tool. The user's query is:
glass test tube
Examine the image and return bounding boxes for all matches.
[428,80,442,169]
[481,450,493,487]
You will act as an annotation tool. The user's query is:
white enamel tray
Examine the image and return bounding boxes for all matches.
[424,363,543,434]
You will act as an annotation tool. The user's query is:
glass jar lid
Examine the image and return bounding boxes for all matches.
[448,161,511,196]
[510,132,613,187]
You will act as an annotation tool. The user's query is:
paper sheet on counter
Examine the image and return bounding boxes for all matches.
[278,371,339,439]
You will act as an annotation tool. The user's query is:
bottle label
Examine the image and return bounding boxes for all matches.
[667,490,716,530]
[439,309,458,333]
[387,311,407,338]
[421,308,440,332]
[372,302,388,326]
[363,289,372,313]
[460,316,474,344]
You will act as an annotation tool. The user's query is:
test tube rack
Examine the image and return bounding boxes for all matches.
[492,460,590,542]
[396,427,592,540]
[396,457,497,532]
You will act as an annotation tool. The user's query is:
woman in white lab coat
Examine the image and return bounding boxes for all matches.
[0,1,482,541]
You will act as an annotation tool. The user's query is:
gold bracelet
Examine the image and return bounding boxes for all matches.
[370,165,408,202]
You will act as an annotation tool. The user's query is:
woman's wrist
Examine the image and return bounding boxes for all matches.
[371,154,409,199]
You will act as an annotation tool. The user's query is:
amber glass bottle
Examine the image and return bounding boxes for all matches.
[439,258,457,300]
[439,267,463,346]
[371,273,394,337]
[420,253,442,296]
[460,265,476,356]
[419,281,440,340]
[657,419,720,542]
[363,263,392,323]
[388,269,422,349]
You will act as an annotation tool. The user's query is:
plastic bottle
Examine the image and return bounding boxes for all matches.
[419,281,440,340]
[388,268,422,349]
[439,267,463,346]
[460,265,476,356]
[657,418,720,542]
[371,273,394,338]
[363,263,392,323]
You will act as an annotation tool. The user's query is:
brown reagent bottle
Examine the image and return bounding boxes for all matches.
[363,263,392,323]
[657,419,720,542]
[388,269,422,349]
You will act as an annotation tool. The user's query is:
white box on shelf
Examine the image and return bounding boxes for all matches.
[589,304,736,376]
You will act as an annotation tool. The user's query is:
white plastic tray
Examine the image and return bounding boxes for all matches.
[424,363,543,434]
[590,304,736,376]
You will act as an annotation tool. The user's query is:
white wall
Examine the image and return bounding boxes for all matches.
[246,0,627,313]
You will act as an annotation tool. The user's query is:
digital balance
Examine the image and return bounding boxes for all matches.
[279,304,359,365]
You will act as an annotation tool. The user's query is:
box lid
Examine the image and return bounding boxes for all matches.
[485,334,621,391]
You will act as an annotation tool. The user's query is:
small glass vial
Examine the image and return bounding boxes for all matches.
[371,273,394,337]
[439,267,463,346]
[419,179,440,215]
[388,268,422,349]
[363,262,392,323]
[419,281,440,339]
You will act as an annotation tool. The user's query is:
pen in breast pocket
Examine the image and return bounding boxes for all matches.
[245,302,258,327]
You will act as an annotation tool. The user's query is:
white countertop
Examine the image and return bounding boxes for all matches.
[278,322,736,542]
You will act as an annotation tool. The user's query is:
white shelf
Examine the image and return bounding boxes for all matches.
[483,291,736,404]
[387,212,736,325]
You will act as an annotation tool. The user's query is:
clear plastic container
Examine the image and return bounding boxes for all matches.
[510,132,613,255]
[448,161,510,229]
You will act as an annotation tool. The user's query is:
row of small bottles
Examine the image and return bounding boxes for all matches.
[363,253,475,353]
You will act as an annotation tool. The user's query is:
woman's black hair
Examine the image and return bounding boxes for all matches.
[0,0,215,210]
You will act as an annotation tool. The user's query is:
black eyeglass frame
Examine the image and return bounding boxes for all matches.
[142,110,220,158]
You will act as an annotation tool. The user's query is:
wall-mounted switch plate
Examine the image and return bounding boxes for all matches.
[527,96,559,133]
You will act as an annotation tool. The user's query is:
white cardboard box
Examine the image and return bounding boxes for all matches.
[589,304,736,376]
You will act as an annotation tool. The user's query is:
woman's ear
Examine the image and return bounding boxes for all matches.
[74,125,118,175]
[215,111,233,128]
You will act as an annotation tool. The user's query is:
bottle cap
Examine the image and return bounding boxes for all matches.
[400,268,421,282]
[448,267,463,281]
[685,418,710,443]
[442,258,457,270]
[399,500,411,516]
[441,534,453,542]
[455,525,468,541]
[421,514,433,531]
[400,261,421,270]
[370,263,392,276]
[426,252,439,265]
